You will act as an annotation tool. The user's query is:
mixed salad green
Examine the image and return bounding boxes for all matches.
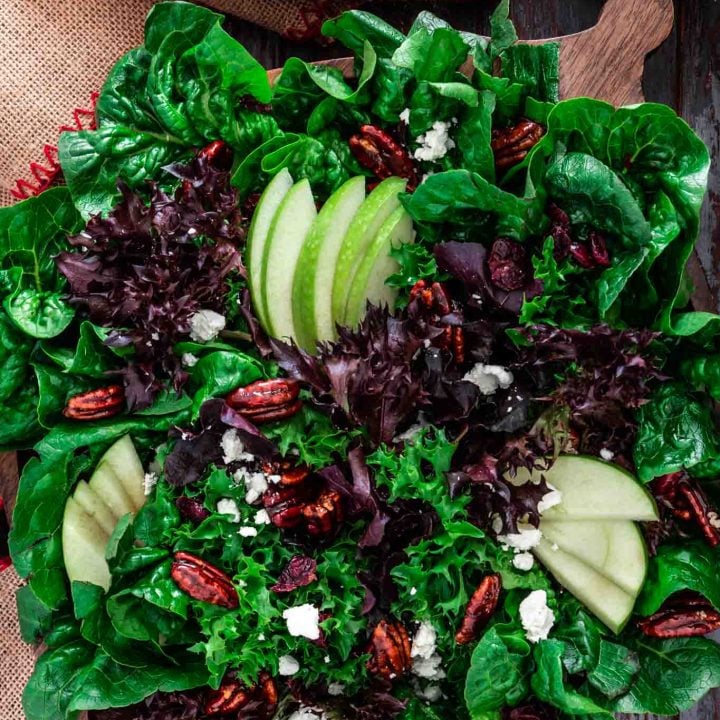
[5,1,720,719]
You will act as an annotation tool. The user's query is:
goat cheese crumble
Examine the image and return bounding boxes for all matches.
[254,508,271,525]
[327,683,345,696]
[287,709,326,720]
[143,472,158,496]
[238,525,257,537]
[600,448,615,461]
[512,551,535,571]
[181,352,199,368]
[411,621,446,680]
[498,524,542,552]
[414,121,455,162]
[283,604,321,640]
[235,467,269,505]
[463,363,514,395]
[519,590,555,643]
[216,498,241,523]
[188,309,226,342]
[278,655,300,676]
[399,107,411,124]
[221,429,255,465]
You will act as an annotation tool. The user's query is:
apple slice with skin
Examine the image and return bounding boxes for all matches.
[514,455,658,522]
[88,462,135,518]
[534,537,636,634]
[539,519,647,597]
[262,179,318,341]
[292,176,366,350]
[100,434,146,511]
[73,480,118,536]
[344,206,415,328]
[331,176,407,326]
[246,169,294,329]
[62,497,112,591]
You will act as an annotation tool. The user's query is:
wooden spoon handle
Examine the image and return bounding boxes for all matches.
[554,0,674,105]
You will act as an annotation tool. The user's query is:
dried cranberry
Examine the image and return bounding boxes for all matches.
[568,241,595,269]
[271,555,318,593]
[589,230,611,267]
[176,496,211,524]
[488,238,529,291]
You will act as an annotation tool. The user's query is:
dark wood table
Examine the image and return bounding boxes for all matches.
[221,2,720,719]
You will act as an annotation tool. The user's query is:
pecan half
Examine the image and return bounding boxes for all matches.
[171,551,239,609]
[638,592,720,638]
[492,119,545,170]
[263,484,310,530]
[226,378,302,424]
[349,124,419,190]
[456,573,502,644]
[302,488,344,537]
[366,619,412,680]
[63,385,125,421]
[205,672,277,718]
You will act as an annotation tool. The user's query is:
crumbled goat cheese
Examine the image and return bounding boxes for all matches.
[181,352,199,367]
[235,468,269,505]
[287,709,325,720]
[462,363,514,395]
[217,498,241,523]
[221,429,254,465]
[283,604,321,640]
[254,509,271,525]
[399,107,411,124]
[537,485,563,514]
[324,655,331,664]
[189,309,226,343]
[520,590,555,643]
[238,525,258,537]
[411,621,446,680]
[498,524,542,552]
[410,587,417,596]
[327,682,345,696]
[258,633,265,641]
[492,514,504,534]
[513,552,535,571]
[143,472,158,496]
[278,655,300,676]
[709,511,720,530]
[417,684,443,702]
[600,448,615,461]
[413,121,455,162]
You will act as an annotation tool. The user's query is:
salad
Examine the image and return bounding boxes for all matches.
[5,1,720,719]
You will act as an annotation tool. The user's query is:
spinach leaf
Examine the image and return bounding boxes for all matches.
[321,11,405,58]
[22,640,94,720]
[456,91,496,182]
[489,0,518,61]
[531,639,612,717]
[638,541,720,615]
[464,626,531,714]
[633,382,720,482]
[502,42,560,104]
[392,28,469,83]
[586,641,640,700]
[612,637,720,716]
[0,188,82,338]
[59,2,273,217]
[34,364,88,428]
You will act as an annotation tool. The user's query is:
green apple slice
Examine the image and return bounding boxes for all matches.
[88,462,135,518]
[540,520,647,596]
[100,435,146,511]
[73,480,118,535]
[534,537,635,633]
[344,206,415,328]
[246,169,294,329]
[514,455,658,522]
[292,176,366,350]
[262,179,318,341]
[62,496,111,590]
[331,176,407,326]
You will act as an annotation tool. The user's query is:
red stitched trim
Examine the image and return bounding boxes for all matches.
[9,91,99,201]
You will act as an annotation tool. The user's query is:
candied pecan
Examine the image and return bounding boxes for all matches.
[638,592,720,638]
[271,555,318,593]
[263,484,310,530]
[366,619,412,680]
[651,472,720,547]
[456,574,502,644]
[175,496,211,524]
[488,238,529,291]
[171,552,239,609]
[63,385,125,420]
[491,119,544,171]
[226,378,302,424]
[302,488,344,537]
[205,672,277,718]
[349,124,419,190]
